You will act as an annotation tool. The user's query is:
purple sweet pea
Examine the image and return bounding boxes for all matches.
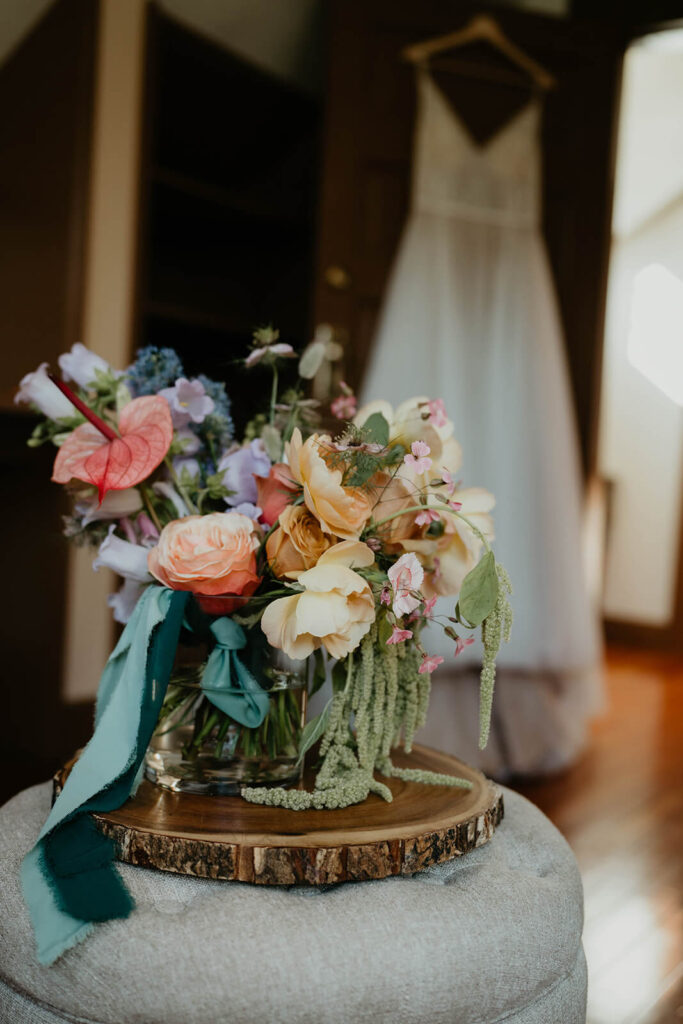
[160,377,214,427]
[58,343,121,389]
[108,579,147,624]
[218,439,270,507]
[233,502,263,521]
[14,362,75,420]
[93,526,152,583]
[173,456,201,481]
[174,427,201,455]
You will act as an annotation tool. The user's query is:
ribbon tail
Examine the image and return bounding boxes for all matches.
[22,587,189,964]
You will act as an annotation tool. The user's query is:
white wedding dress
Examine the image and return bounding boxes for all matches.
[361,71,603,776]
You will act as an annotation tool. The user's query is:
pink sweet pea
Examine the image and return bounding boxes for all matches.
[245,343,296,367]
[380,584,392,606]
[441,469,456,495]
[387,552,424,617]
[423,595,438,618]
[427,399,448,428]
[455,636,475,657]
[386,626,413,645]
[403,440,432,474]
[415,508,440,527]
[419,654,444,674]
[331,394,358,420]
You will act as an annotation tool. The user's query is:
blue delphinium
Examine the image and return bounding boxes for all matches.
[127,346,185,396]
[197,374,234,451]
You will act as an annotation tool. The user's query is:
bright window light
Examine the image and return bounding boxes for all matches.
[627,263,683,406]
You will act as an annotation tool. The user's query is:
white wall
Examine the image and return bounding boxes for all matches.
[599,39,683,626]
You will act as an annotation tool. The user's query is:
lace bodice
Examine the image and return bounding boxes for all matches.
[412,71,541,229]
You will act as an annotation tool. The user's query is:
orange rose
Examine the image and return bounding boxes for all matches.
[266,505,334,579]
[148,512,261,612]
[286,429,372,540]
[255,463,299,527]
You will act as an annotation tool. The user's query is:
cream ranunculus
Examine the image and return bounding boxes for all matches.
[265,504,334,579]
[261,541,376,659]
[354,396,463,489]
[286,428,372,540]
[403,488,495,598]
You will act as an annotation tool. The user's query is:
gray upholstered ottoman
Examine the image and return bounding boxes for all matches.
[0,783,587,1024]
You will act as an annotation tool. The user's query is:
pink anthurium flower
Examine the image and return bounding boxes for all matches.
[51,376,173,502]
[418,654,444,674]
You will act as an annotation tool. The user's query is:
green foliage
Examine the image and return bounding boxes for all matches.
[26,415,84,448]
[361,411,390,447]
[242,629,472,811]
[478,563,513,749]
[261,423,283,462]
[298,340,326,380]
[458,551,499,627]
[309,649,328,697]
[296,699,332,765]
[377,611,394,647]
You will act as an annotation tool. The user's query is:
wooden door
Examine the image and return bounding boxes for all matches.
[0,0,98,801]
[134,8,320,434]
[312,0,624,477]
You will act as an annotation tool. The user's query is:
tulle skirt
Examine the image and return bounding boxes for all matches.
[361,212,603,775]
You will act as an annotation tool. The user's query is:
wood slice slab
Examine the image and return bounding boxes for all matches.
[53,745,503,886]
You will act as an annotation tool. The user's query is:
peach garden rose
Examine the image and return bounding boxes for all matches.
[147,511,261,610]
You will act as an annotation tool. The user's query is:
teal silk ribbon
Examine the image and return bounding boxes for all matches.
[21,586,189,965]
[201,616,270,728]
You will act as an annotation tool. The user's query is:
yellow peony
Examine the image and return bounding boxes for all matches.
[261,541,376,659]
[286,428,372,540]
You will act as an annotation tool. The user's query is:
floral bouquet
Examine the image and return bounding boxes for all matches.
[16,328,512,810]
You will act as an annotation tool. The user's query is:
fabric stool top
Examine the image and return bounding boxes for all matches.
[0,782,586,1024]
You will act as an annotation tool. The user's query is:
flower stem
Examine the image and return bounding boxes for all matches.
[48,374,118,440]
[269,365,279,426]
[369,503,491,552]
[141,484,162,533]
[164,456,199,515]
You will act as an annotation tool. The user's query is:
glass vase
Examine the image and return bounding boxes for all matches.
[144,599,308,796]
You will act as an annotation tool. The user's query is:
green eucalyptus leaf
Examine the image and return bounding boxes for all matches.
[115,381,133,411]
[261,423,283,462]
[362,412,390,447]
[298,341,326,379]
[232,606,266,629]
[296,699,332,765]
[378,613,394,647]
[309,650,328,697]
[459,551,498,627]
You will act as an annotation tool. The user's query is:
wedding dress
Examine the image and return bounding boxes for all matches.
[361,71,602,776]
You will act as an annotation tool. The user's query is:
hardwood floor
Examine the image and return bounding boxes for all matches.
[513,648,683,1024]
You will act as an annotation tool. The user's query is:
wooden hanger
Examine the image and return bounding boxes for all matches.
[402,14,557,91]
